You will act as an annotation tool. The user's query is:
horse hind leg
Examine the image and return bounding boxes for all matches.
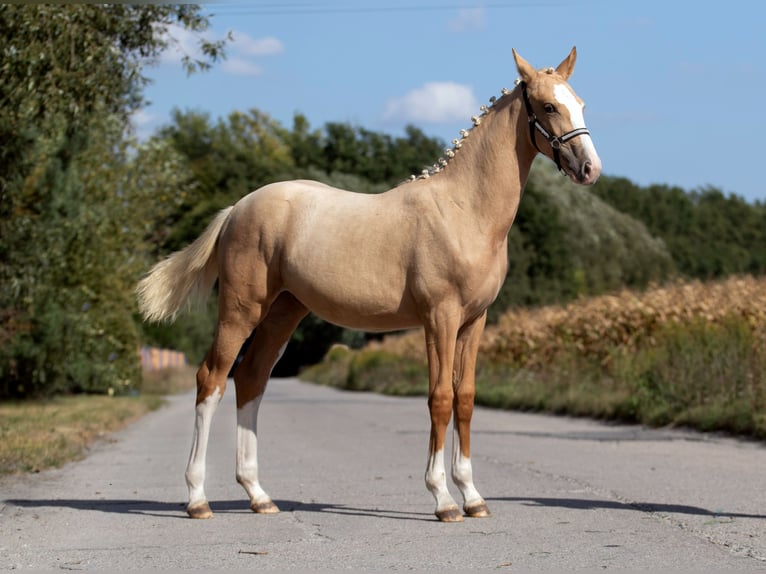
[185,307,264,519]
[233,292,309,515]
[185,359,222,519]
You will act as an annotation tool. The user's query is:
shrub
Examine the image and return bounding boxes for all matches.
[305,276,766,439]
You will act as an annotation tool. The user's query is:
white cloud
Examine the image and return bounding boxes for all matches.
[383,82,478,124]
[156,22,212,65]
[233,32,284,56]
[129,108,158,140]
[131,108,156,127]
[449,7,486,32]
[155,24,283,77]
[222,57,263,77]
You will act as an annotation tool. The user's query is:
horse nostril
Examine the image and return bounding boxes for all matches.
[578,159,601,184]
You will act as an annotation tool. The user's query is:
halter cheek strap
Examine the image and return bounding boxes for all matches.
[520,81,590,173]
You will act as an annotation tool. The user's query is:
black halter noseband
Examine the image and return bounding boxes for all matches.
[520,81,590,173]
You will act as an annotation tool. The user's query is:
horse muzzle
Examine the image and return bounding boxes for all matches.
[561,144,601,185]
[574,156,601,185]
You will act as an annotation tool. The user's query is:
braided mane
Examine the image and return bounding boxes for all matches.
[405,84,514,182]
[406,67,556,183]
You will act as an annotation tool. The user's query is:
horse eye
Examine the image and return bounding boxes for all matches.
[544,103,556,114]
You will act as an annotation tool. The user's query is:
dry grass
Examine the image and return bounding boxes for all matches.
[306,275,766,438]
[366,275,766,367]
[0,365,196,475]
[482,275,766,367]
[140,364,197,395]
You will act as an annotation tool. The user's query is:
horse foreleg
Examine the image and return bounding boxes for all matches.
[233,293,309,514]
[452,311,490,518]
[424,310,462,522]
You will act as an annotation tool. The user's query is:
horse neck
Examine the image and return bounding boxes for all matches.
[431,89,536,243]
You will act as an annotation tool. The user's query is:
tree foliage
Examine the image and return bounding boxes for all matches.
[590,177,766,280]
[3,4,765,396]
[491,161,674,322]
[0,5,223,397]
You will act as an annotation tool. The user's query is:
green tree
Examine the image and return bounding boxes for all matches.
[288,113,325,170]
[320,122,444,185]
[0,5,224,397]
[491,161,675,321]
[156,108,296,252]
[491,180,575,319]
[591,176,766,279]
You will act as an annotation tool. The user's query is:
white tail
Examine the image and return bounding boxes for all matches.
[136,206,234,323]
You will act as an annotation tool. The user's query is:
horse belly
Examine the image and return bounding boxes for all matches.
[316,302,421,333]
[283,258,420,332]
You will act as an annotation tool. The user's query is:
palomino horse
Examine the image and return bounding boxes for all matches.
[137,47,601,522]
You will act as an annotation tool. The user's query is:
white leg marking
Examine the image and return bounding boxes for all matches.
[451,428,483,508]
[235,342,286,507]
[185,387,221,509]
[236,395,271,505]
[425,447,459,513]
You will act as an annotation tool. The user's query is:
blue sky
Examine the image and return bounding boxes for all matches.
[139,0,766,203]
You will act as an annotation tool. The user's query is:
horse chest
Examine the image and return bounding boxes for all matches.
[459,256,507,307]
[433,240,508,311]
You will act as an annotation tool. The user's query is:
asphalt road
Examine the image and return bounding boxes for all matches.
[2,377,765,570]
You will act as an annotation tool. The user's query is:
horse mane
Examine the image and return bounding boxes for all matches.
[404,81,521,184]
[404,67,557,184]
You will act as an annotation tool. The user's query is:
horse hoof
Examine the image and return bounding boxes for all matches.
[251,500,280,514]
[435,507,464,522]
[464,501,491,518]
[187,501,213,519]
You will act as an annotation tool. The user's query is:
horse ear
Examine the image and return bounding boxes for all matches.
[555,46,577,80]
[512,48,535,83]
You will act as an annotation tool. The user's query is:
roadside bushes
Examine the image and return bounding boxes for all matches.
[309,345,428,396]
[301,275,766,438]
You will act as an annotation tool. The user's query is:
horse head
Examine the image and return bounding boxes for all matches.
[513,47,602,185]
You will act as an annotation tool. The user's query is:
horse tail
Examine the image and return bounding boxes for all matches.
[136,206,234,323]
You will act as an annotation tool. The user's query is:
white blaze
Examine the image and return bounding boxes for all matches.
[553,83,601,168]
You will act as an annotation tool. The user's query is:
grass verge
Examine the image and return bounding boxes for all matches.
[0,365,196,475]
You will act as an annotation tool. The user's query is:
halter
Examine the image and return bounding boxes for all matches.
[520,81,590,173]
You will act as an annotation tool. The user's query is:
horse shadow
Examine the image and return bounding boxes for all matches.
[487,496,766,520]
[5,496,764,521]
[1,498,434,521]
